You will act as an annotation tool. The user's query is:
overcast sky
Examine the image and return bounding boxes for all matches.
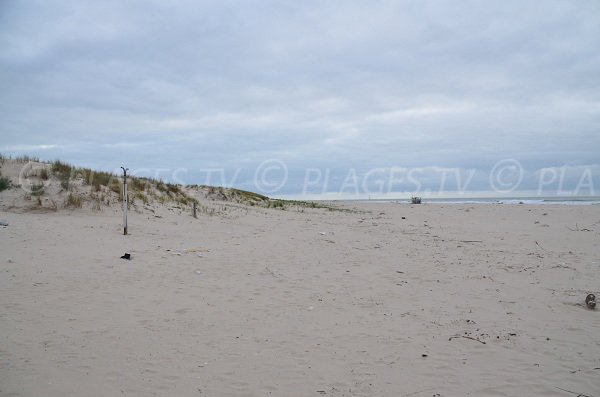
[1,0,599,196]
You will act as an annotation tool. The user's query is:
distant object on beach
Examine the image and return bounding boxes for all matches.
[411,196,422,204]
[585,293,596,309]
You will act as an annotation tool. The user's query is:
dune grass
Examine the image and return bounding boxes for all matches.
[65,193,83,208]
[1,155,354,214]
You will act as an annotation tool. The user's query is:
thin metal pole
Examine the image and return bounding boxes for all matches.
[121,167,128,235]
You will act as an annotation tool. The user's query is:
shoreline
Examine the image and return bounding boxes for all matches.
[321,197,600,206]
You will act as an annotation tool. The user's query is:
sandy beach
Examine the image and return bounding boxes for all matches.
[1,201,599,396]
[2,0,600,395]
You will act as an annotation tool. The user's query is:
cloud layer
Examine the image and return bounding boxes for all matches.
[1,0,599,194]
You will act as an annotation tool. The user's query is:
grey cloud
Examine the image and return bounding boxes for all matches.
[1,0,599,195]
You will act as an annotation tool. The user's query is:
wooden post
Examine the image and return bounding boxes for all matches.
[193,201,197,218]
[121,167,128,235]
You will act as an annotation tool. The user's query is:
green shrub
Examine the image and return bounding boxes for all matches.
[0,175,11,191]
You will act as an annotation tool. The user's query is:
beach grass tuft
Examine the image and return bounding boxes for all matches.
[65,193,83,208]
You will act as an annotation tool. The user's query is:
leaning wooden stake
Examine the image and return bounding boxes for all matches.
[121,166,128,235]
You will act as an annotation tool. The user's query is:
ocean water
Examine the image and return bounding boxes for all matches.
[350,197,600,205]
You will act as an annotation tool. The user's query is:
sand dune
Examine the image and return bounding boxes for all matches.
[1,201,599,396]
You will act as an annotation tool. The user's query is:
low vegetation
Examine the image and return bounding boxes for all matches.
[65,193,82,208]
[0,154,354,214]
[0,155,10,191]
[0,175,11,192]
[30,183,45,197]
[262,198,357,213]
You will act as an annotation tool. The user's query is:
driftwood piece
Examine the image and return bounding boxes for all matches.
[448,335,486,344]
[566,223,592,232]
[554,386,595,397]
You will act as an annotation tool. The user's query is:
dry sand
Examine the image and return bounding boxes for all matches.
[1,202,599,396]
